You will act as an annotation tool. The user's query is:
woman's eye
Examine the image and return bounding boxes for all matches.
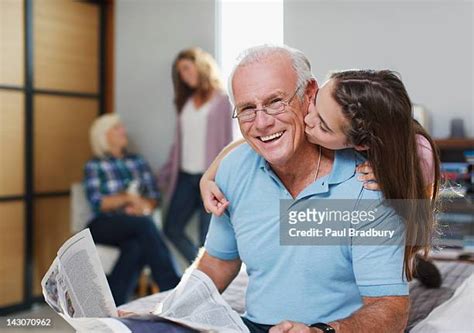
[319,123,328,133]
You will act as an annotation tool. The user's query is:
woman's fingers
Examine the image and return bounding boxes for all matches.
[202,183,217,213]
[356,162,380,191]
[215,201,230,216]
[356,162,372,174]
[357,172,375,182]
[357,161,377,173]
[357,161,375,182]
[203,182,229,216]
[363,181,381,191]
[357,171,380,191]
[210,182,226,201]
[207,197,229,216]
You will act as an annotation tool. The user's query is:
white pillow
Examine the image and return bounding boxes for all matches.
[411,273,474,333]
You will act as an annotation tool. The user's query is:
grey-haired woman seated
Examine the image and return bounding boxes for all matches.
[83,114,180,305]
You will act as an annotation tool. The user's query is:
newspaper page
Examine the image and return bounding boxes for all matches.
[153,269,250,333]
[41,229,117,319]
[42,229,249,332]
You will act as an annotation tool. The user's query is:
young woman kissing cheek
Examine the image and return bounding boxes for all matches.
[304,79,367,152]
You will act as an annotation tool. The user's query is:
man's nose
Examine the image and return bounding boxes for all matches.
[254,110,275,131]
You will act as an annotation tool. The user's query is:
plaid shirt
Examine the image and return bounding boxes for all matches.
[83,153,161,214]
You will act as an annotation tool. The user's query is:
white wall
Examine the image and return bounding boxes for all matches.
[284,0,473,138]
[115,0,216,170]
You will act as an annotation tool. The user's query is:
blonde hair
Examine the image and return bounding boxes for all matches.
[172,47,224,113]
[89,114,121,158]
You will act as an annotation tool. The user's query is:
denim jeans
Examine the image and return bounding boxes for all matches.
[164,171,211,263]
[88,213,181,305]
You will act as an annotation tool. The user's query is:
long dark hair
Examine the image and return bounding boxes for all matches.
[172,47,223,113]
[330,69,440,280]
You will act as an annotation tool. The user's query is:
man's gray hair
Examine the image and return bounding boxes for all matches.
[227,44,315,105]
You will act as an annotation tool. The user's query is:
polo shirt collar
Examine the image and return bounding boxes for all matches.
[258,153,269,171]
[257,147,357,195]
[258,156,287,192]
[328,148,357,185]
[297,148,357,198]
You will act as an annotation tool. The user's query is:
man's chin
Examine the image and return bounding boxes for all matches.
[257,148,290,167]
[263,156,288,168]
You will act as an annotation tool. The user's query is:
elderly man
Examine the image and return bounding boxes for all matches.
[195,45,409,333]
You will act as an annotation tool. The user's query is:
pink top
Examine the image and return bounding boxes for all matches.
[158,90,233,199]
[416,134,435,186]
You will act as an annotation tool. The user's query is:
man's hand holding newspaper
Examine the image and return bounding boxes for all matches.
[42,229,249,332]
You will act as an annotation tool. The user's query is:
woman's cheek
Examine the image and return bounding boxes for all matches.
[304,126,321,144]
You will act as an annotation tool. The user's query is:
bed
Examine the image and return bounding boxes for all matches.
[120,260,473,332]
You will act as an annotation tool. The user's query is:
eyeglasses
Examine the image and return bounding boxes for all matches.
[232,85,303,122]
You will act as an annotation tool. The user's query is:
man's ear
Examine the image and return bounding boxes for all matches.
[312,87,319,105]
[305,79,318,107]
[354,144,369,151]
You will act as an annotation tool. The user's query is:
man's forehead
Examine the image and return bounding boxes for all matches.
[234,53,294,78]
[232,56,297,103]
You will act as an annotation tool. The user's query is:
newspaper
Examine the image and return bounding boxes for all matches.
[42,229,117,319]
[41,229,249,332]
[153,269,249,333]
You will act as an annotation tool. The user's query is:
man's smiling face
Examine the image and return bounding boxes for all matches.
[232,54,309,167]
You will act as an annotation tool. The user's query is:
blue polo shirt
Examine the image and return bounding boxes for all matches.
[204,144,408,325]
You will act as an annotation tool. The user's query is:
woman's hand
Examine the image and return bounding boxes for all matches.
[125,195,154,216]
[356,161,380,191]
[198,139,245,216]
[200,179,229,216]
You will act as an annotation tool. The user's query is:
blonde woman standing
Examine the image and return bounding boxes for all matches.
[159,48,233,263]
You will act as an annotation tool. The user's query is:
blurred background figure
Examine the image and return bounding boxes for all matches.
[0,1,472,328]
[159,47,233,264]
[84,114,180,305]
